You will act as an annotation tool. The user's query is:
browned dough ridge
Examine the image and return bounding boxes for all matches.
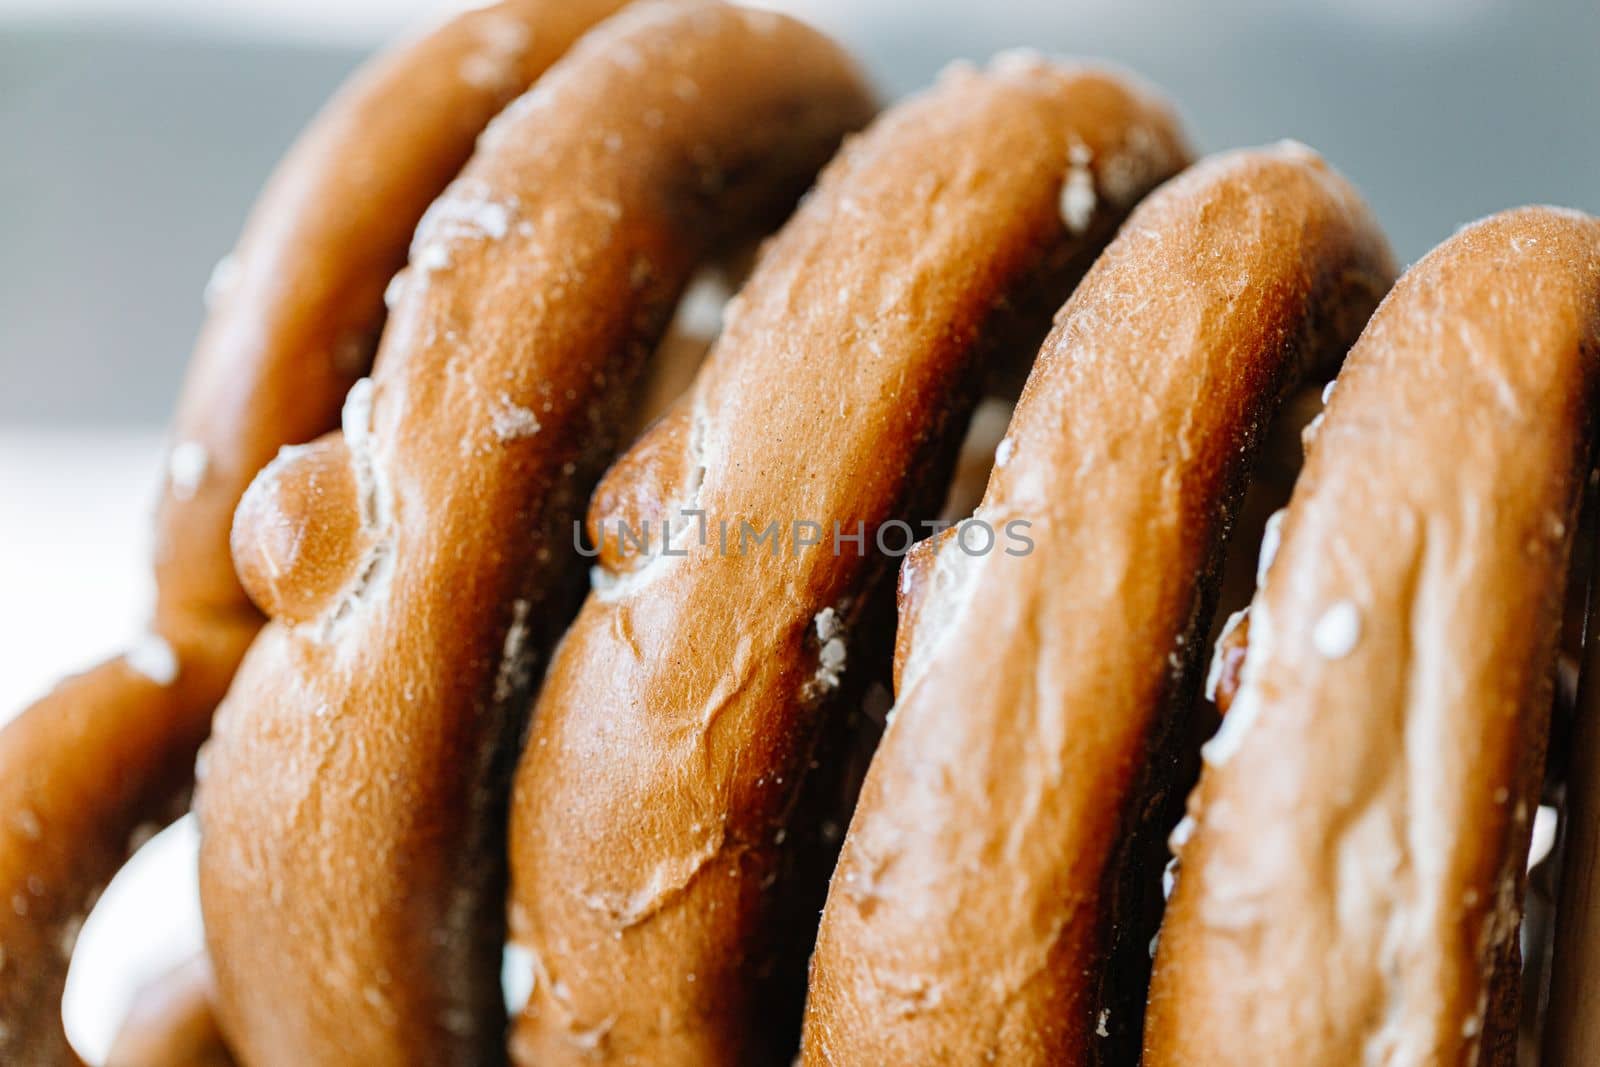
[1144,206,1600,1067]
[196,3,873,1063]
[507,53,1189,1066]
[0,2,624,1061]
[801,144,1396,1066]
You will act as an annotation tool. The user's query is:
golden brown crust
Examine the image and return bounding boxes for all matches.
[196,5,873,1063]
[106,956,235,1067]
[0,5,621,1062]
[232,435,369,624]
[1144,207,1600,1066]
[506,55,1188,1066]
[0,623,253,1067]
[157,0,629,618]
[800,145,1395,1066]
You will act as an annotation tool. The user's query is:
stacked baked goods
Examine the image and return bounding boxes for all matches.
[4,2,1598,1065]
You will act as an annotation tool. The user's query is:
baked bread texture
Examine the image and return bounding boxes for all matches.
[195,3,873,1063]
[13,3,1600,1064]
[801,143,1395,1066]
[1144,206,1600,1067]
[0,2,627,1060]
[505,52,1188,1066]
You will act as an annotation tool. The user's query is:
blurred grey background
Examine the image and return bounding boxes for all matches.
[4,0,1599,425]
[9,0,1600,716]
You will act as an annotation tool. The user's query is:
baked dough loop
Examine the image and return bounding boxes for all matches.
[196,3,874,1064]
[0,1,625,1061]
[506,53,1188,1067]
[801,144,1395,1067]
[1144,206,1600,1067]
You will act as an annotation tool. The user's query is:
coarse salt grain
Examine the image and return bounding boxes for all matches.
[815,606,842,642]
[203,253,239,308]
[1204,608,1249,703]
[126,634,179,686]
[1256,509,1286,587]
[168,441,209,500]
[1201,685,1262,766]
[490,394,543,441]
[1312,601,1361,659]
[384,270,408,310]
[1059,165,1097,235]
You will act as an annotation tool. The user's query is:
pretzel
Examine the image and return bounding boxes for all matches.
[193,4,874,1063]
[1143,206,1600,1066]
[19,3,1600,1062]
[505,53,1188,1065]
[0,2,624,1060]
[799,144,1396,1066]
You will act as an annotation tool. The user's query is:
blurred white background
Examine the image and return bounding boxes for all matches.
[2,0,1598,1059]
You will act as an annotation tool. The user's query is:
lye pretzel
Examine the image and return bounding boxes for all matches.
[11,2,1600,1064]
[801,144,1396,1065]
[0,1,625,1060]
[195,3,874,1063]
[505,53,1188,1065]
[1144,207,1600,1066]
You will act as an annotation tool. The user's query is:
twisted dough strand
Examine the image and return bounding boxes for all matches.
[1145,206,1600,1067]
[507,53,1188,1065]
[802,144,1395,1066]
[197,3,874,1062]
[0,3,624,1061]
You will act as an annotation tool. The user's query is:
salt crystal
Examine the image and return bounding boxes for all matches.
[416,241,452,274]
[1256,509,1286,587]
[1312,601,1361,659]
[384,270,408,310]
[459,53,507,89]
[490,395,542,441]
[1201,686,1262,765]
[1204,608,1249,703]
[203,253,239,308]
[168,441,209,501]
[127,634,179,686]
[1059,166,1097,234]
[11,809,41,842]
[814,606,842,642]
